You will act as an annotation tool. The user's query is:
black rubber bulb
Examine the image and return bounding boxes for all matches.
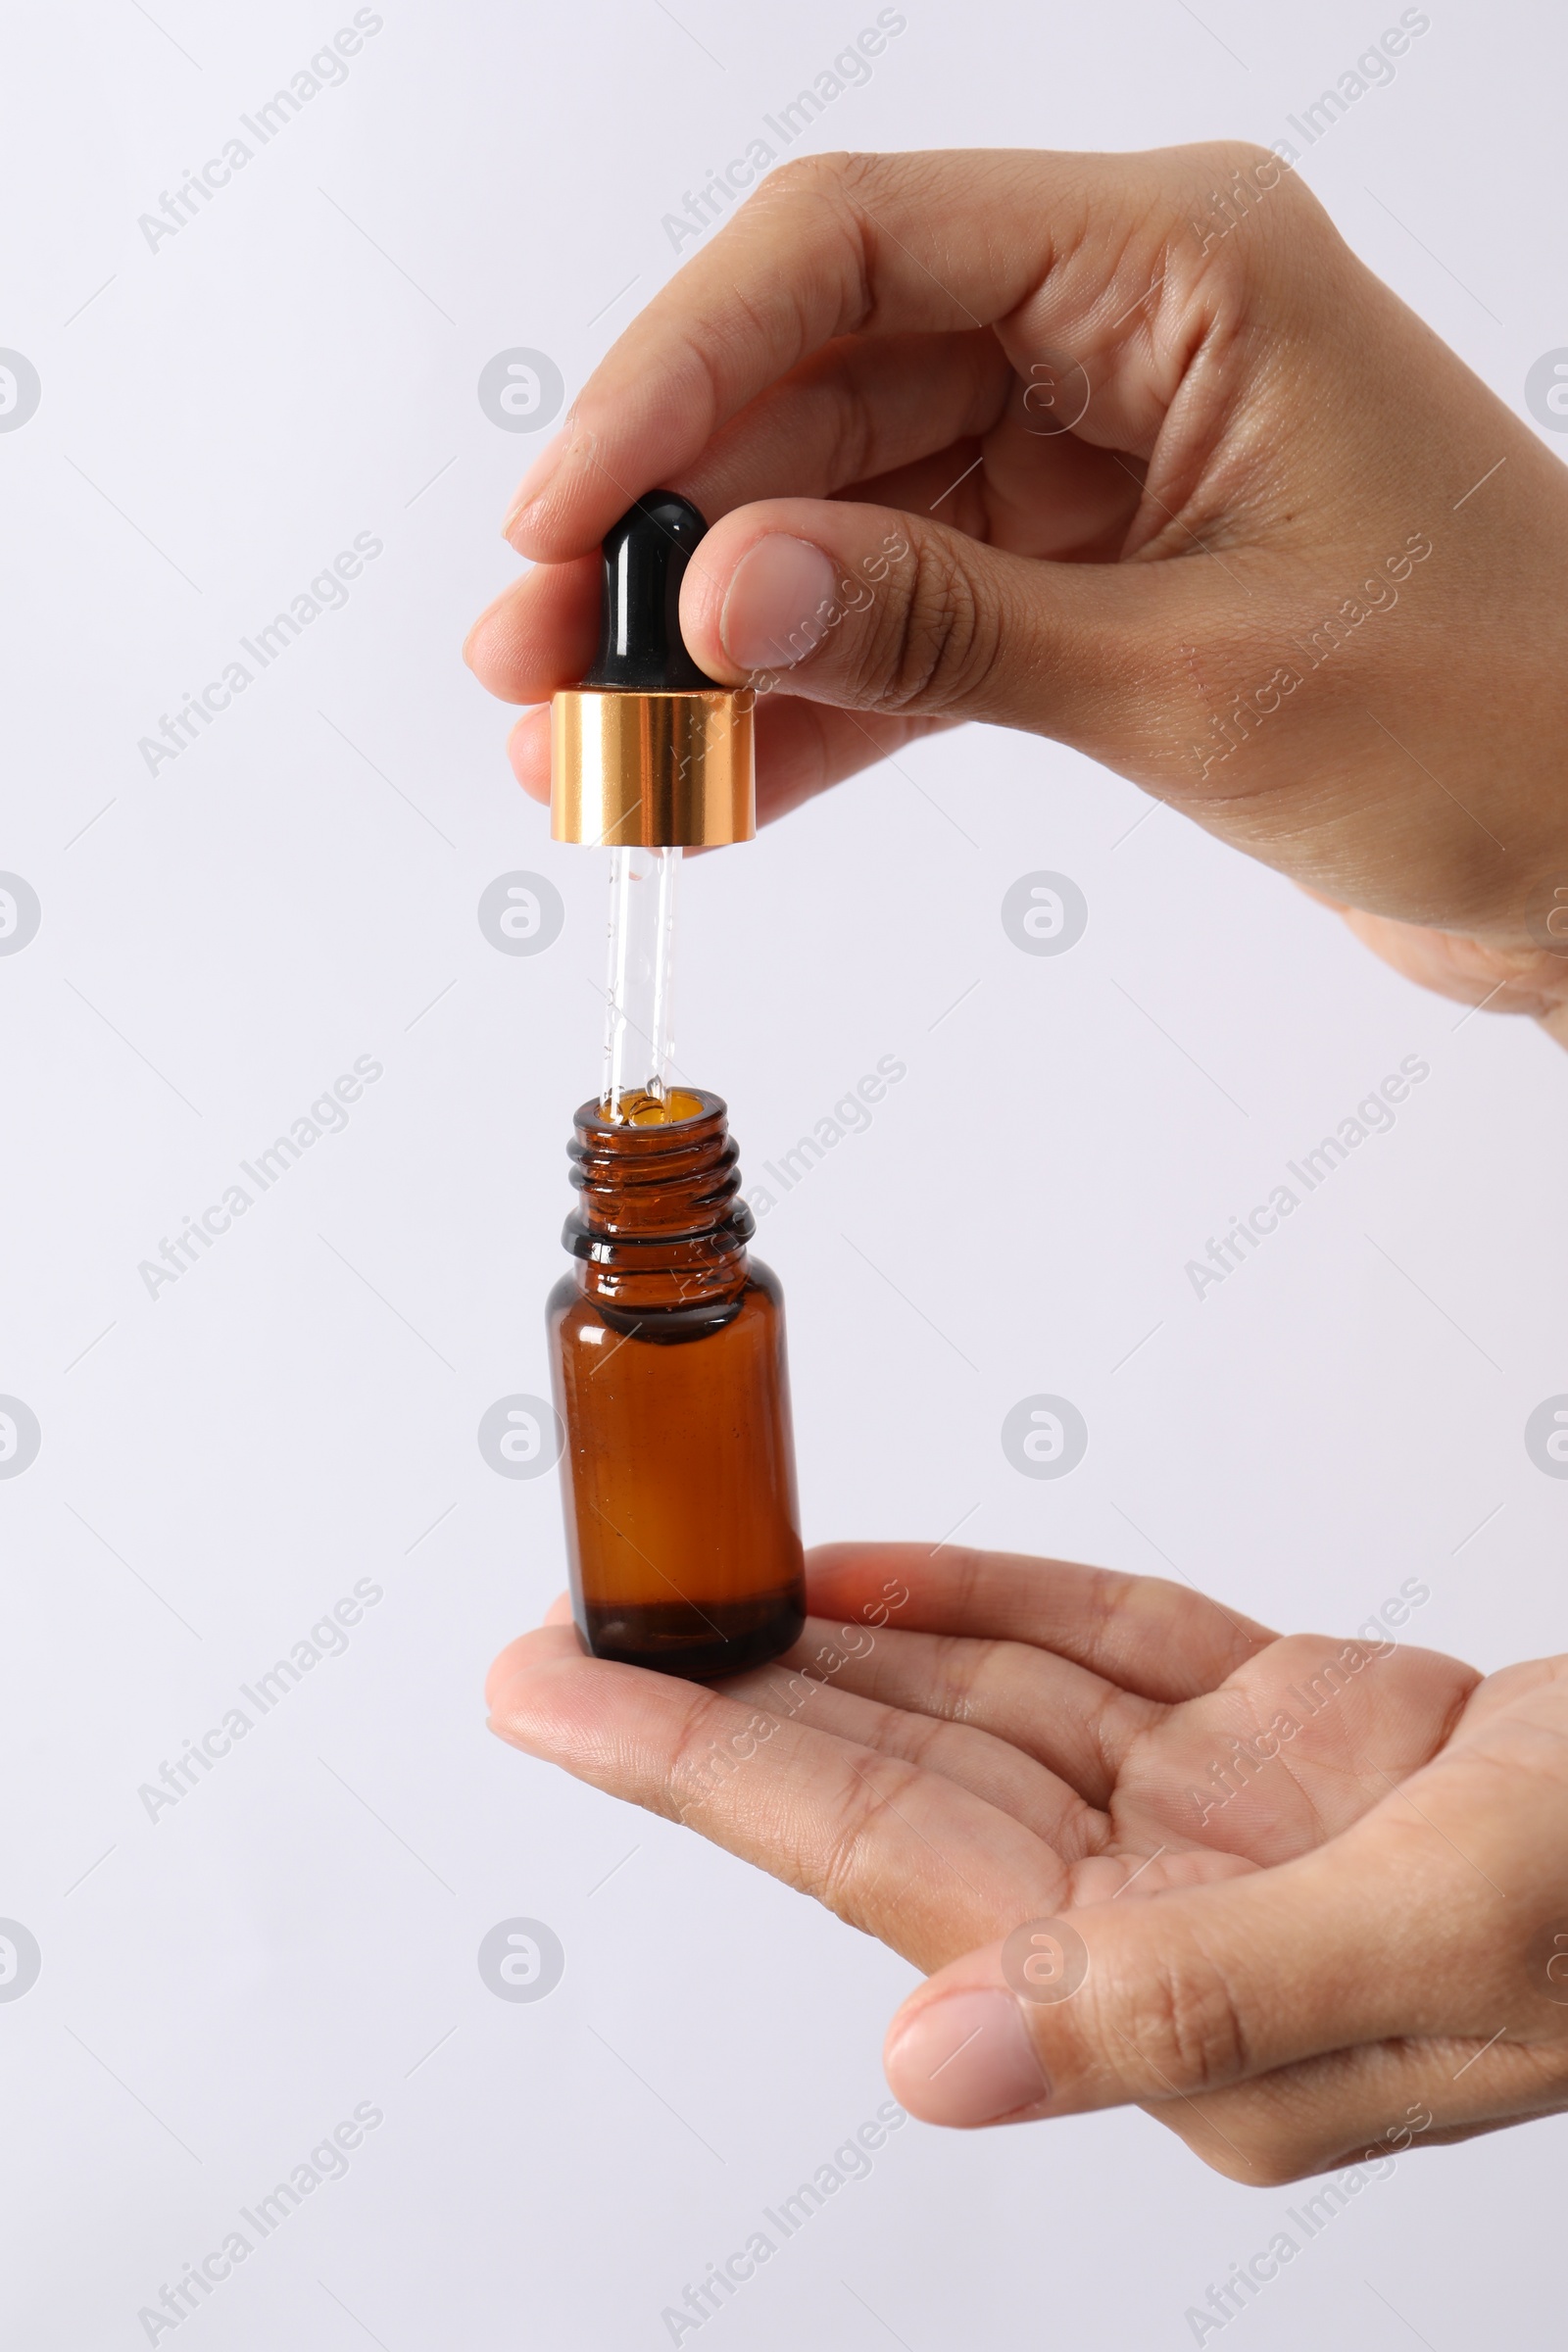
[579,491,719,692]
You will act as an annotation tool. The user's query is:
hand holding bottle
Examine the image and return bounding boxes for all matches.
[466,142,1568,1043]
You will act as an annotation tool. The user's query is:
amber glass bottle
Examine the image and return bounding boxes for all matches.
[547,1089,806,1679]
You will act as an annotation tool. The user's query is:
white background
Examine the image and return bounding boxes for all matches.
[3,1,1566,2345]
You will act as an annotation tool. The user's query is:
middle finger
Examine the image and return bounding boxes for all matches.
[769,1610,1162,1807]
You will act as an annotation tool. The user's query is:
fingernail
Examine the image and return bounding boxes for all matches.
[719,536,841,672]
[502,424,575,540]
[888,1990,1049,2127]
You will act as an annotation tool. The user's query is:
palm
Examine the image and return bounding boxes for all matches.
[1100,1623,1473,1874]
[489,1544,1477,1977]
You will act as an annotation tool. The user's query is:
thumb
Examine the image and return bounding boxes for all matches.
[676,496,1190,745]
[881,1849,1470,2132]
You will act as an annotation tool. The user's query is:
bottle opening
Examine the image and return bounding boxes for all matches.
[602,1085,707,1127]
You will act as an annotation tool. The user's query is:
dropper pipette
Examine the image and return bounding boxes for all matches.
[602,843,681,1117]
[549,492,755,1123]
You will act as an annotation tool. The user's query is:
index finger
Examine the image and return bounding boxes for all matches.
[484,1622,1068,1968]
[504,143,1223,561]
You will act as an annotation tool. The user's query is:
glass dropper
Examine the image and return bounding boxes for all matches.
[548,489,758,1127]
[602,844,683,1119]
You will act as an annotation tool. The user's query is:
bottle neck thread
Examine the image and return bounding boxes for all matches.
[563,1092,755,1309]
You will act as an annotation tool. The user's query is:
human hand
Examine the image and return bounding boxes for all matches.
[486,1544,1568,2180]
[465,144,1568,1044]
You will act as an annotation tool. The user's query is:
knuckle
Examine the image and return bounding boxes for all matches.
[810,1758,919,1921]
[858,536,1001,714]
[1174,137,1327,294]
[751,151,879,330]
[663,1690,737,1820]
[813,346,877,492]
[1128,1942,1253,2094]
[831,149,891,203]
[1208,135,1285,180]
[812,1803,877,1917]
[1183,135,1289,201]
[761,149,859,207]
